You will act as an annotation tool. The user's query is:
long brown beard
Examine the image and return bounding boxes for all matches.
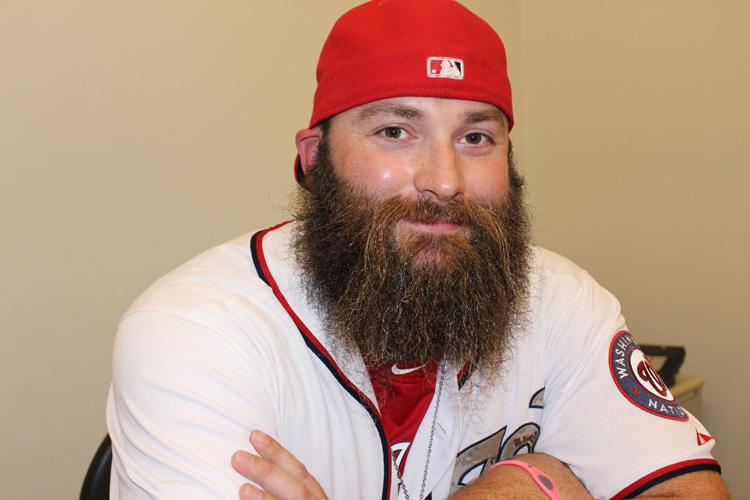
[292,137,532,375]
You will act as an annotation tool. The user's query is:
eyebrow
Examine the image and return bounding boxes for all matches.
[463,107,507,127]
[351,102,507,129]
[352,103,424,124]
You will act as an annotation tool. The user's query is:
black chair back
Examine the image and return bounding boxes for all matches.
[80,435,112,500]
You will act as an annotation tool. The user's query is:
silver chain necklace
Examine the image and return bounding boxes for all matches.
[392,366,446,500]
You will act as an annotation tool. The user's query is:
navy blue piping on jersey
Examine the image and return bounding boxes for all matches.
[623,462,721,499]
[249,231,269,286]
[298,334,392,500]
[250,227,391,500]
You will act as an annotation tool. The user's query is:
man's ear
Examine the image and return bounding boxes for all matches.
[295,127,323,176]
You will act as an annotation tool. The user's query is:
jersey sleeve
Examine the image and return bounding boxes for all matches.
[106,310,278,499]
[533,267,719,499]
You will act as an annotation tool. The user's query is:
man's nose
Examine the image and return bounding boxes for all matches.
[414,141,465,202]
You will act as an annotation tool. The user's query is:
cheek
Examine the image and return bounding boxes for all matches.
[335,149,413,196]
[465,165,510,202]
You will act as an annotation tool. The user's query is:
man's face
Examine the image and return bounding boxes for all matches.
[293,96,529,372]
[324,96,511,266]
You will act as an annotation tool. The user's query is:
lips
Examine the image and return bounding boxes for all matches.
[404,219,462,235]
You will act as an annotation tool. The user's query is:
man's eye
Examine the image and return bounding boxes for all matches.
[464,132,491,145]
[380,127,405,139]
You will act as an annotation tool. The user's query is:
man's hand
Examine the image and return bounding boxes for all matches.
[231,430,328,500]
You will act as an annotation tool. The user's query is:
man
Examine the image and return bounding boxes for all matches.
[107,1,728,498]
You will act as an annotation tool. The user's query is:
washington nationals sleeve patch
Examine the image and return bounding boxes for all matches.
[608,330,688,421]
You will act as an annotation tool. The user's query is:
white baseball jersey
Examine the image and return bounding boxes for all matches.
[107,222,718,499]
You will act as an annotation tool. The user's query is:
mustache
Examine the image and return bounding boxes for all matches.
[333,194,504,239]
[358,195,515,265]
[376,197,475,225]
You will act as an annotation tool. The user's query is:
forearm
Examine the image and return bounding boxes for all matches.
[450,453,592,500]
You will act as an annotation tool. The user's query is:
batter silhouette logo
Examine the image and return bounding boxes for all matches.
[609,330,687,421]
[427,57,464,80]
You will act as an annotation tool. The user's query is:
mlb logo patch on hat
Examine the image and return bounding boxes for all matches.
[427,57,464,80]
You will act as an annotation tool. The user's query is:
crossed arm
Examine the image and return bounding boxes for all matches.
[230,431,729,500]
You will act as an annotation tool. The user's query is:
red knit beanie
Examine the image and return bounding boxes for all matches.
[295,0,513,183]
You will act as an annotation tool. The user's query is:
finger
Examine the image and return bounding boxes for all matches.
[239,482,275,500]
[249,431,307,475]
[232,450,310,499]
[249,431,327,498]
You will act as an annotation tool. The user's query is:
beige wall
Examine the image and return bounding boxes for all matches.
[1,1,746,498]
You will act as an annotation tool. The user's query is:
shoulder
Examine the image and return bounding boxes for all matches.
[128,231,270,318]
[114,225,302,374]
[124,225,299,330]
[528,246,622,325]
[522,247,626,381]
[531,246,598,290]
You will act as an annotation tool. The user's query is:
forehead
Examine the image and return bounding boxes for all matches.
[332,96,508,128]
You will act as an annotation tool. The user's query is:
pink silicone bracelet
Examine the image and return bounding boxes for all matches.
[489,459,561,500]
